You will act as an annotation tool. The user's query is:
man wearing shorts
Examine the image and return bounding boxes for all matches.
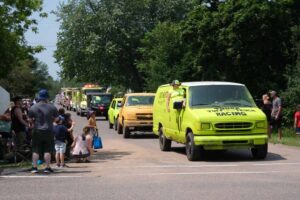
[28,89,59,173]
[270,91,283,141]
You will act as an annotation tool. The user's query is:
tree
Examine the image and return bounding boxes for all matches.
[138,22,186,91]
[0,0,45,78]
[54,0,196,91]
[0,58,54,98]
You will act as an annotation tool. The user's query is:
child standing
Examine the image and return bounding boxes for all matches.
[87,110,97,136]
[294,105,300,136]
[72,126,93,163]
[53,115,68,168]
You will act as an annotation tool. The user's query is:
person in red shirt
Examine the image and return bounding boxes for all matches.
[294,105,300,136]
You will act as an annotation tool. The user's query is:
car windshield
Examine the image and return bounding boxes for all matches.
[92,95,111,104]
[126,96,155,106]
[189,85,256,108]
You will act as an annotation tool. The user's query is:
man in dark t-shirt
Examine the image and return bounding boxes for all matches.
[28,89,59,174]
[270,91,283,142]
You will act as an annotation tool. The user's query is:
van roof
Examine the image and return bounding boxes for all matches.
[161,81,244,87]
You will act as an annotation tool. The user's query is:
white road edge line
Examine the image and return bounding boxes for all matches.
[138,171,281,176]
[0,175,82,178]
[252,163,300,166]
[114,164,239,169]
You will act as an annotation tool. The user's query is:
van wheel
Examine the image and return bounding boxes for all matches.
[159,127,171,151]
[114,118,118,131]
[186,132,204,161]
[251,143,268,160]
[123,123,130,139]
[117,120,123,134]
[109,121,113,129]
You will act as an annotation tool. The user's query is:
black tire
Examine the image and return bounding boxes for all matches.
[159,127,171,151]
[186,132,204,161]
[123,124,130,139]
[76,110,79,116]
[251,143,268,160]
[114,118,118,131]
[122,121,130,138]
[109,121,113,129]
[80,111,84,116]
[105,115,109,121]
[117,120,123,134]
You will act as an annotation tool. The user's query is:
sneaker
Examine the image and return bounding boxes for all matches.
[31,167,38,174]
[60,164,67,168]
[44,167,54,173]
[55,164,60,168]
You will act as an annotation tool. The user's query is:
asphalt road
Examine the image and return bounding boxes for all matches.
[1,109,300,200]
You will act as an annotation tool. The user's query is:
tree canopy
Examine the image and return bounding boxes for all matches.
[0,0,46,78]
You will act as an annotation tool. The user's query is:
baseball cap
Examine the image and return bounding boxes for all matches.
[171,80,181,86]
[88,110,95,116]
[38,89,49,100]
[58,115,65,122]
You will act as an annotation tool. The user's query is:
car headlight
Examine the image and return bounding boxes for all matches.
[201,123,211,130]
[256,121,266,129]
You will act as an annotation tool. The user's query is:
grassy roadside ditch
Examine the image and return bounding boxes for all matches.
[0,161,31,169]
[269,128,300,147]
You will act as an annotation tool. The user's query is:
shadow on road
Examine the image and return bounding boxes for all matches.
[129,133,158,139]
[91,150,132,162]
[96,118,107,122]
[171,147,286,162]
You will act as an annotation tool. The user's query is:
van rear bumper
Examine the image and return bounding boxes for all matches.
[194,135,268,150]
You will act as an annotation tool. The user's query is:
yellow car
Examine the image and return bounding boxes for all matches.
[118,93,155,138]
[153,82,268,161]
[108,98,123,130]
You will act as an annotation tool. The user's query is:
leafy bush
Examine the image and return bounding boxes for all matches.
[282,86,300,126]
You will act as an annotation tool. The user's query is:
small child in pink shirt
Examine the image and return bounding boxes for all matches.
[72,126,93,163]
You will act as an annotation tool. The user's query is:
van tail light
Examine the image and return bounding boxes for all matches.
[99,106,104,110]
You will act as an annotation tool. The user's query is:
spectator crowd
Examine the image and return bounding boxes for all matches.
[0,89,94,173]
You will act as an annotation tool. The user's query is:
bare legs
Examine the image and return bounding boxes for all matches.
[32,152,51,168]
[55,153,65,166]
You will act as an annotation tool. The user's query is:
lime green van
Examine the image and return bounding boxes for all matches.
[153,82,268,161]
[108,98,123,130]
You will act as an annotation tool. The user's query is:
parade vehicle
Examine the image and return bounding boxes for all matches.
[89,93,113,120]
[153,82,268,161]
[61,88,72,109]
[70,88,80,111]
[117,93,155,138]
[76,84,107,116]
[108,98,123,130]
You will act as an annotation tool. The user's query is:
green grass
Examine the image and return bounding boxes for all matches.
[0,161,31,169]
[269,128,300,147]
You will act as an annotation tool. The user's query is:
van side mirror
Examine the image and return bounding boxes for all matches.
[173,101,183,110]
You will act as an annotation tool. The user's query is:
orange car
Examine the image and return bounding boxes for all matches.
[117,93,155,138]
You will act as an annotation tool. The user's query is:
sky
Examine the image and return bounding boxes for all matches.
[25,0,65,80]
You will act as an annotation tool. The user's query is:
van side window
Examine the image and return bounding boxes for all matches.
[111,100,115,108]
